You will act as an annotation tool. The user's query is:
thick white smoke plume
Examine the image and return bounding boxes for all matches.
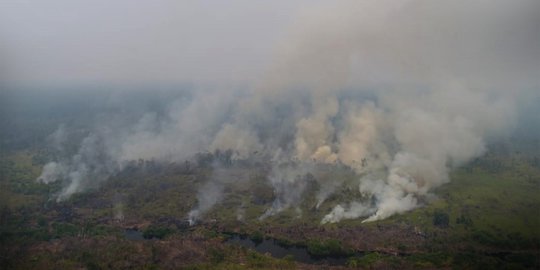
[37,0,539,222]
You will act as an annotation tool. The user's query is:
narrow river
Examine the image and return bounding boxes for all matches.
[226,235,349,265]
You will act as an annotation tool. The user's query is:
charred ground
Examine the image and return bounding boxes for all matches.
[1,88,539,269]
[1,139,539,269]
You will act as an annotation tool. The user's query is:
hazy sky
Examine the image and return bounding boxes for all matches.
[1,0,538,89]
[0,0,320,86]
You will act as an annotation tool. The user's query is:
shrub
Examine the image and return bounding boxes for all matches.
[433,211,449,228]
[347,252,385,268]
[52,222,78,238]
[408,252,450,267]
[307,239,350,257]
[207,248,225,264]
[249,231,264,244]
[246,250,270,268]
[456,213,473,227]
[143,225,173,239]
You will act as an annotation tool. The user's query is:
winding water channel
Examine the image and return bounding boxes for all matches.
[123,229,351,265]
[225,235,349,265]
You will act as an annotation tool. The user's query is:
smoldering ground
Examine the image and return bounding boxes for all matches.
[28,0,540,223]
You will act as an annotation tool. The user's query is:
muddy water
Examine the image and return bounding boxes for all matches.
[226,235,349,265]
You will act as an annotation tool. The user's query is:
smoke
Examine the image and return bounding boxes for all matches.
[187,162,252,225]
[37,131,119,201]
[259,156,315,220]
[118,88,238,162]
[322,201,376,224]
[236,202,247,222]
[188,179,225,225]
[210,123,262,160]
[113,193,126,222]
[36,0,539,222]
[37,162,67,184]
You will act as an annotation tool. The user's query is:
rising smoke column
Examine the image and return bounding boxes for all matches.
[36,0,539,223]
[214,0,539,222]
[37,131,119,201]
[187,178,225,225]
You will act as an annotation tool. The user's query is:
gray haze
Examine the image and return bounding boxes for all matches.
[13,1,540,222]
[0,0,320,85]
